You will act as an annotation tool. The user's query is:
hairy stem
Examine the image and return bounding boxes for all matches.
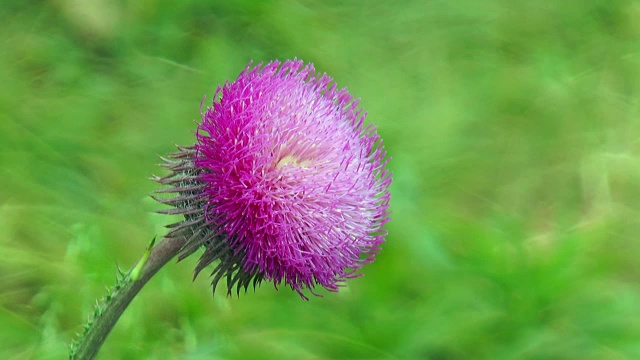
[70,235,186,360]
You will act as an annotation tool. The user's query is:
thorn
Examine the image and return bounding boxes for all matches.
[131,236,156,282]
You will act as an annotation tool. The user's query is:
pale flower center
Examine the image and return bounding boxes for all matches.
[276,154,312,169]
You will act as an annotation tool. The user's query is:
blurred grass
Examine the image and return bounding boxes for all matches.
[2,0,640,359]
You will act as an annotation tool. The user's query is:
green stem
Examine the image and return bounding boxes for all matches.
[70,235,185,360]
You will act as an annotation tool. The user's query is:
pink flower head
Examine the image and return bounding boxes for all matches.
[156,59,391,299]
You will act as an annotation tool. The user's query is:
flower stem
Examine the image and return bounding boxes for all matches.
[70,235,185,360]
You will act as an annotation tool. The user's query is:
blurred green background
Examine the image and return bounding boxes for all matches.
[2,0,640,359]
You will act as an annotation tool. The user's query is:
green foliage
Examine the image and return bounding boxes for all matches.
[2,0,640,359]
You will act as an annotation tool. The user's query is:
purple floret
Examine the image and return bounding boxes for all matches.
[156,59,391,299]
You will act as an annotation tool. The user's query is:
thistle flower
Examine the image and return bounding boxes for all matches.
[154,59,391,299]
